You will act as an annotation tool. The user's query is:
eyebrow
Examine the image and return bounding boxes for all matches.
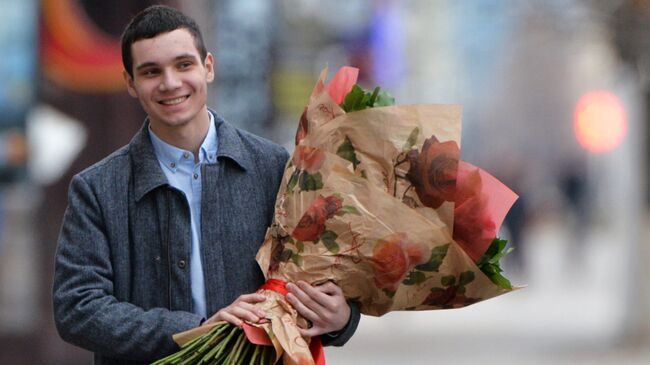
[135,53,199,71]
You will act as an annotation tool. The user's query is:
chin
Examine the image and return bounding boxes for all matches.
[159,109,194,124]
[163,116,193,128]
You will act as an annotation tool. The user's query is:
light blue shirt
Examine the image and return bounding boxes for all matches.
[148,112,217,318]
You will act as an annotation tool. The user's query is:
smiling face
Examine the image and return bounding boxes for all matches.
[124,28,214,141]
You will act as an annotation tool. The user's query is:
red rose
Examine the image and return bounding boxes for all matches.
[372,233,430,291]
[323,195,343,217]
[422,286,456,307]
[406,136,460,209]
[291,195,343,242]
[422,287,480,308]
[293,145,325,174]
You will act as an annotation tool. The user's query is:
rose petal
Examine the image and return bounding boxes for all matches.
[326,66,359,105]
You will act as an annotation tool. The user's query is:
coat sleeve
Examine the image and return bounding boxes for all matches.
[52,174,203,362]
[321,299,361,347]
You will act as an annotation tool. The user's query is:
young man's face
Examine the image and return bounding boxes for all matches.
[124,28,214,135]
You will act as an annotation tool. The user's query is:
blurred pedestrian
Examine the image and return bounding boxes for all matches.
[558,159,590,269]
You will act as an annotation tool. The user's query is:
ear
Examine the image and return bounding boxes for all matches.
[204,52,215,83]
[123,70,138,98]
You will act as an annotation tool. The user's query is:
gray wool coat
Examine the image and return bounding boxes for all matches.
[53,113,360,365]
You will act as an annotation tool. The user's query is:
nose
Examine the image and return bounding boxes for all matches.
[159,70,182,91]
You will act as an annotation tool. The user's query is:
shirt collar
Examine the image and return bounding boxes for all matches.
[130,110,252,202]
[148,112,218,172]
[200,112,218,163]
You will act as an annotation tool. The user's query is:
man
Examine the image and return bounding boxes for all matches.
[53,5,359,364]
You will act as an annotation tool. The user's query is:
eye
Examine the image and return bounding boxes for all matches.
[141,68,160,77]
[178,61,194,70]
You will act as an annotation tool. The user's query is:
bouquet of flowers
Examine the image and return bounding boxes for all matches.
[151,66,519,365]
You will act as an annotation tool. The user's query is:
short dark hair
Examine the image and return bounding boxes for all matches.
[121,5,207,77]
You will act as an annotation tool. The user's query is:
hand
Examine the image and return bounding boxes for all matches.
[286,281,350,337]
[204,293,267,327]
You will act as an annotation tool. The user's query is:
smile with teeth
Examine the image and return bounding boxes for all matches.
[159,95,189,105]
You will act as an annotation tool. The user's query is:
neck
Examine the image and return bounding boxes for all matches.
[150,109,211,159]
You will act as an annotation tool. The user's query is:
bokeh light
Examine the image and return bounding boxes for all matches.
[573,90,627,153]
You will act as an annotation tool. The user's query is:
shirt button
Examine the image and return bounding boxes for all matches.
[183,152,190,159]
[178,259,186,269]
[193,173,199,179]
[170,162,176,168]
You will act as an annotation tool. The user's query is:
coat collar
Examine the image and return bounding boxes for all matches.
[211,110,253,172]
[130,109,252,201]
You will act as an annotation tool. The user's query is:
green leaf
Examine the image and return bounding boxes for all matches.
[296,241,305,253]
[456,286,466,295]
[310,172,324,190]
[360,92,371,108]
[339,205,361,215]
[481,264,499,276]
[279,249,293,262]
[383,289,396,298]
[320,230,340,253]
[336,136,361,169]
[430,287,446,294]
[459,271,475,286]
[478,238,507,266]
[374,90,395,107]
[490,273,513,290]
[489,247,514,265]
[298,171,309,190]
[291,253,303,267]
[298,171,323,191]
[415,244,449,272]
[368,86,380,106]
[441,275,456,287]
[342,84,395,112]
[403,270,426,285]
[342,85,366,112]
[287,169,300,193]
[478,238,514,290]
[320,230,337,242]
[402,127,420,152]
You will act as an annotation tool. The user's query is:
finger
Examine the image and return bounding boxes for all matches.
[287,282,328,314]
[298,326,322,338]
[233,301,266,318]
[217,310,244,327]
[236,293,267,304]
[217,303,265,325]
[313,281,342,296]
[230,304,267,323]
[286,292,320,323]
[203,316,220,326]
[295,281,336,310]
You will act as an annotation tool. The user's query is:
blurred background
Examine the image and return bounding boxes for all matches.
[0,0,648,363]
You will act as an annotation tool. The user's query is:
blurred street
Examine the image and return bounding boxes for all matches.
[325,215,650,364]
